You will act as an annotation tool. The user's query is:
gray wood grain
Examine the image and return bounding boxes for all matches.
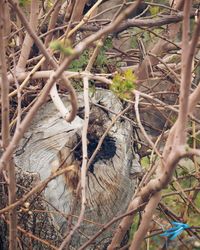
[14,89,141,249]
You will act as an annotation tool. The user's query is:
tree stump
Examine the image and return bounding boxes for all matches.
[14,89,141,249]
[0,168,62,249]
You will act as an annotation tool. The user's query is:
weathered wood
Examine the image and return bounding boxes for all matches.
[0,168,62,249]
[14,89,141,248]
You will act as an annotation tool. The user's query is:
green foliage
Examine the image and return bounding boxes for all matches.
[89,82,96,97]
[130,36,138,49]
[141,156,150,169]
[46,0,54,8]
[149,6,160,16]
[69,50,89,71]
[95,37,113,69]
[163,159,200,226]
[68,38,113,72]
[129,214,140,240]
[95,49,107,67]
[170,115,177,125]
[100,37,112,51]
[129,25,163,50]
[50,40,74,56]
[187,133,200,148]
[19,0,29,7]
[110,69,136,99]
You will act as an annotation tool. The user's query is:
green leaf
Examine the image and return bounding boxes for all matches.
[50,40,61,50]
[150,6,160,16]
[69,50,89,71]
[50,40,74,56]
[96,50,107,66]
[124,68,136,82]
[110,69,136,100]
[19,0,29,7]
[104,37,113,49]
[141,156,150,168]
[129,214,140,240]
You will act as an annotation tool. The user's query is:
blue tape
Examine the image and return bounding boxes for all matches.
[160,221,190,240]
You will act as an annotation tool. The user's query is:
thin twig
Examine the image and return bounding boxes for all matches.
[0,0,143,173]
[78,202,147,250]
[134,91,162,158]
[87,105,131,168]
[1,214,58,250]
[58,75,90,250]
[8,0,78,122]
[0,164,83,215]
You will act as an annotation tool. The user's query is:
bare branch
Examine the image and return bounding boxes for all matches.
[0,11,10,148]
[174,0,193,145]
[136,0,185,80]
[79,202,147,250]
[134,90,162,158]
[59,35,105,248]
[130,192,161,250]
[4,70,112,90]
[114,10,195,34]
[0,164,82,215]
[3,0,11,39]
[44,0,62,47]
[58,75,90,250]
[0,2,17,249]
[8,0,78,122]
[0,0,143,175]
[16,0,39,72]
[188,16,200,113]
[109,2,199,248]
[67,0,104,39]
